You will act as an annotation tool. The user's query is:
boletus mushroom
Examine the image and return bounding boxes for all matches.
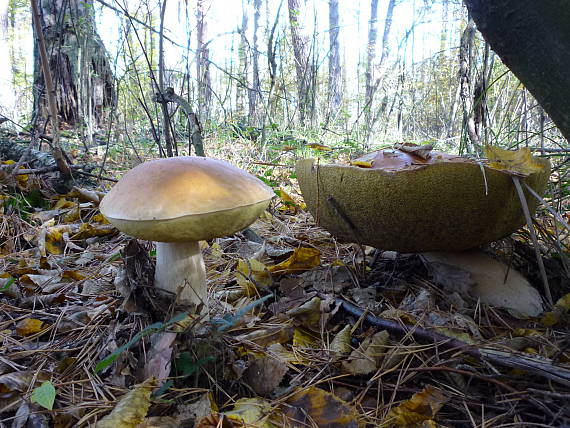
[296,148,550,252]
[100,156,273,310]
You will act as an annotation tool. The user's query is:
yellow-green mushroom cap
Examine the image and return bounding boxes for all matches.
[296,149,550,252]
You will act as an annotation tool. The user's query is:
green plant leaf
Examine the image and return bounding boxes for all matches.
[0,276,15,292]
[94,312,187,373]
[31,381,56,410]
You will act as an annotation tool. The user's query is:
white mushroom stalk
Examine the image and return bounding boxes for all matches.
[154,241,206,306]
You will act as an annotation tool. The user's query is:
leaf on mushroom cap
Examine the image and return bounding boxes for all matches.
[100,157,274,242]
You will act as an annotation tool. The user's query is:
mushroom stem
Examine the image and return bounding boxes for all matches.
[154,241,207,309]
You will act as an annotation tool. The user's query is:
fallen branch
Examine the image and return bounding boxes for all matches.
[336,297,570,387]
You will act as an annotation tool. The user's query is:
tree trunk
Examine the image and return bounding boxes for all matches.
[328,0,342,117]
[363,0,378,139]
[249,0,262,124]
[238,1,249,118]
[463,0,570,143]
[0,3,15,118]
[287,0,314,126]
[459,17,480,153]
[196,0,212,123]
[32,0,115,135]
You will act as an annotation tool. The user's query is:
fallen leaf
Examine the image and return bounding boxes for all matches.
[307,143,332,151]
[329,324,352,358]
[541,292,570,326]
[95,378,157,428]
[286,296,321,330]
[223,397,279,428]
[341,330,389,375]
[388,385,447,427]
[16,318,47,336]
[236,258,272,295]
[31,381,56,410]
[484,146,545,176]
[350,160,374,168]
[269,247,321,275]
[282,387,362,427]
[243,356,288,396]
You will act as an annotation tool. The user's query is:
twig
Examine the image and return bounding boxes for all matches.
[512,176,552,305]
[335,297,570,387]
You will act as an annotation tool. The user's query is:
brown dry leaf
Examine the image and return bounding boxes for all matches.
[388,385,447,428]
[268,247,321,275]
[243,356,288,396]
[484,145,545,176]
[43,225,73,255]
[286,296,321,330]
[16,318,47,336]
[95,378,157,428]
[196,414,235,428]
[282,387,362,428]
[341,330,389,375]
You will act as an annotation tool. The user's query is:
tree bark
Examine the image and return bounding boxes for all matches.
[32,0,115,134]
[196,0,212,123]
[249,0,262,124]
[287,0,314,126]
[463,0,570,142]
[328,0,342,117]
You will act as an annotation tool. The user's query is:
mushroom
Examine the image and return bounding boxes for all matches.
[296,148,550,252]
[99,156,274,310]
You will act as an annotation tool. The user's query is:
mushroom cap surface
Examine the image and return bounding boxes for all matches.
[100,157,274,242]
[296,149,550,252]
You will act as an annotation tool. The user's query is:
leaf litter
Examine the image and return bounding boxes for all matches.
[0,152,569,427]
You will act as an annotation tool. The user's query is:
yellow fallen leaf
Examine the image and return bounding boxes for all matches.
[224,397,279,428]
[3,160,29,188]
[292,327,320,349]
[541,292,570,327]
[307,143,332,151]
[16,318,47,336]
[236,258,272,296]
[53,197,76,210]
[95,378,157,428]
[484,146,545,176]
[388,385,447,428]
[277,188,298,212]
[268,247,320,275]
[350,160,374,168]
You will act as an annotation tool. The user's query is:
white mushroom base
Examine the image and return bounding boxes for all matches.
[154,241,207,310]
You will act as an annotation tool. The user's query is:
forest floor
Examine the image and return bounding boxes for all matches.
[0,132,569,427]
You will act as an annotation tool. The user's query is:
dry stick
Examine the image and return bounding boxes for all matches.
[30,0,71,180]
[336,298,570,387]
[512,176,553,305]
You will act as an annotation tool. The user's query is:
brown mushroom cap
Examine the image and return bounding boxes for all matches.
[296,149,550,252]
[100,157,274,242]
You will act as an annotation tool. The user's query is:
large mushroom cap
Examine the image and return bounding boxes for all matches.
[100,157,274,242]
[296,149,550,252]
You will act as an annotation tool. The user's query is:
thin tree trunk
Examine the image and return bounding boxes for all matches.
[287,0,313,126]
[363,0,378,140]
[459,17,480,153]
[196,0,212,123]
[328,0,341,118]
[158,0,174,157]
[249,0,262,124]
